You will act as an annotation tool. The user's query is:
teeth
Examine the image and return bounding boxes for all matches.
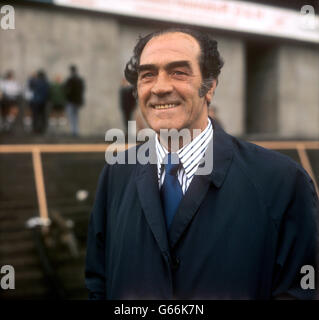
[154,104,176,109]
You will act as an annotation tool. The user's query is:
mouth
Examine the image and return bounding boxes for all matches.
[151,103,179,110]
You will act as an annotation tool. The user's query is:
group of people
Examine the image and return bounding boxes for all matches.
[0,65,85,136]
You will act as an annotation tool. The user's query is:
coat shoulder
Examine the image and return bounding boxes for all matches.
[231,137,302,175]
[229,136,313,209]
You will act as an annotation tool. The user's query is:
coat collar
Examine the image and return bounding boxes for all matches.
[135,119,234,251]
[209,118,234,188]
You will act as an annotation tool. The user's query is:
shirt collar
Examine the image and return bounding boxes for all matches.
[155,118,213,179]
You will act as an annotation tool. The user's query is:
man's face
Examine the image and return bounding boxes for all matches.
[137,32,215,134]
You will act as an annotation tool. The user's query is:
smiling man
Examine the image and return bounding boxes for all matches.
[85,28,318,300]
[137,31,213,134]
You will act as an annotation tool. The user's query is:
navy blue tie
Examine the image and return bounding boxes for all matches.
[160,153,183,229]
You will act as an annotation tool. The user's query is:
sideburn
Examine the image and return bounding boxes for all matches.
[198,81,211,98]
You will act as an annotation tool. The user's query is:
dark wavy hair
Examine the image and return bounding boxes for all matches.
[124,27,224,98]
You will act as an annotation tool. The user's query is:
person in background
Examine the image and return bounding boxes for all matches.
[30,70,50,134]
[64,65,85,137]
[0,70,21,132]
[23,72,37,132]
[119,78,136,134]
[49,74,67,133]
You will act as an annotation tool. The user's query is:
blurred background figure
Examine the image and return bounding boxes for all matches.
[0,70,21,132]
[23,72,37,132]
[30,70,50,134]
[49,74,67,134]
[119,78,136,134]
[64,65,85,137]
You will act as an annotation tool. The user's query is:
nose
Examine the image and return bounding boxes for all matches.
[151,71,173,96]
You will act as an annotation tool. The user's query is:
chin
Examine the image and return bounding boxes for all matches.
[149,119,185,133]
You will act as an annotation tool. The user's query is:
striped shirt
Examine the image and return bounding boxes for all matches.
[156,118,213,194]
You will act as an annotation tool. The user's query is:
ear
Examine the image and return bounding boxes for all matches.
[205,79,217,106]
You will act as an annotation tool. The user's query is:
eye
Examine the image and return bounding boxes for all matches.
[140,72,154,79]
[171,70,189,79]
[172,70,187,76]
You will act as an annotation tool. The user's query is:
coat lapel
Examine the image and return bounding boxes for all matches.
[135,144,170,256]
[168,119,234,249]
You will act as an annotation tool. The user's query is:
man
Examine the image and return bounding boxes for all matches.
[30,70,49,134]
[64,65,85,136]
[49,74,67,132]
[0,70,21,131]
[85,28,318,299]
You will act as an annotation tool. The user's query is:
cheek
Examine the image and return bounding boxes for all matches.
[137,84,147,103]
[137,82,152,99]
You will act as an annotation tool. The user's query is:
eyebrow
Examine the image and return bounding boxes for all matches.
[138,60,193,73]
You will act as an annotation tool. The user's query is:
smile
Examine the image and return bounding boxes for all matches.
[152,103,178,110]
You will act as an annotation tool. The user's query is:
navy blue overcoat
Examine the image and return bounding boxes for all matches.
[85,120,318,299]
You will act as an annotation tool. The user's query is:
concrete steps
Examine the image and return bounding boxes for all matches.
[0,150,104,300]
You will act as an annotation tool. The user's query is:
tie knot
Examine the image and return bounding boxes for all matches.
[164,153,180,176]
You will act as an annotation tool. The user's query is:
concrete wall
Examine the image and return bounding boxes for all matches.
[1,4,318,138]
[246,44,279,134]
[278,44,319,138]
[0,4,124,136]
[212,35,245,136]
